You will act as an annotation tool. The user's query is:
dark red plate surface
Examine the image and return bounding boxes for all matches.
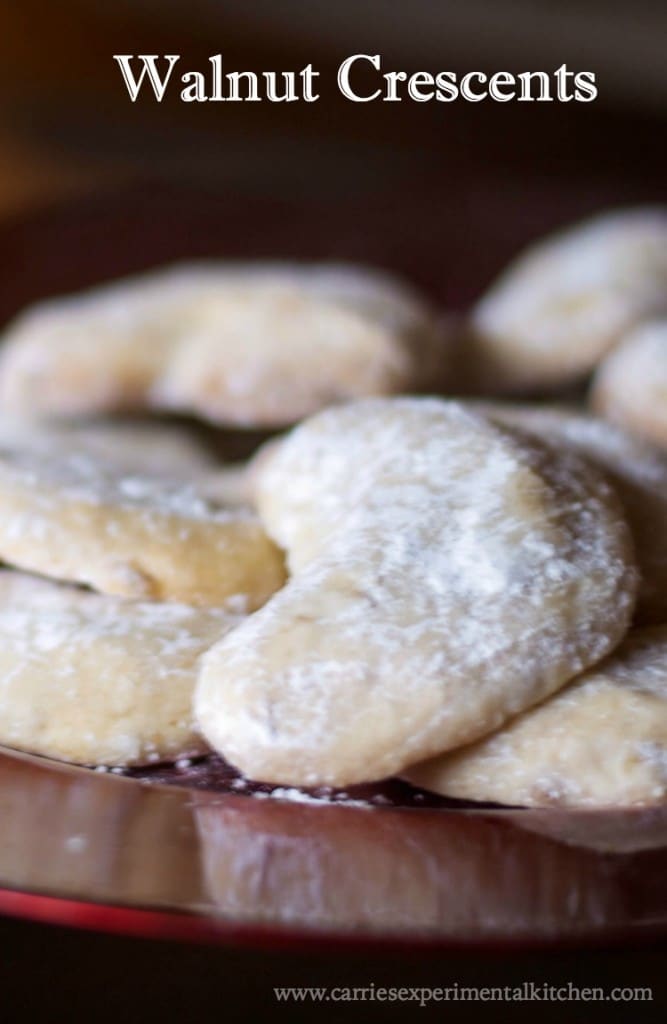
[0,187,665,950]
[1,744,666,949]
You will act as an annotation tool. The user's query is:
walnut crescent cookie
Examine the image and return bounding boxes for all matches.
[467,208,667,393]
[0,414,255,509]
[80,424,257,507]
[0,415,221,480]
[195,398,638,788]
[476,403,667,626]
[0,570,243,766]
[0,443,285,609]
[591,320,667,450]
[0,261,443,427]
[405,627,667,809]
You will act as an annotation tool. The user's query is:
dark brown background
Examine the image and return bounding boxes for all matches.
[0,1,665,291]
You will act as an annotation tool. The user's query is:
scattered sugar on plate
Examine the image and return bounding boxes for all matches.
[252,786,371,808]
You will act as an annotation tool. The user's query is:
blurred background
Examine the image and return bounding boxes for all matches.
[0,0,665,306]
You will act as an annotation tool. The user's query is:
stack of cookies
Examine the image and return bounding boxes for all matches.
[0,210,664,810]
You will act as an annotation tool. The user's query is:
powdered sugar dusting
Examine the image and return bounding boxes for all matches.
[0,261,440,427]
[406,626,667,809]
[477,403,667,625]
[0,569,243,767]
[0,440,285,609]
[196,398,637,787]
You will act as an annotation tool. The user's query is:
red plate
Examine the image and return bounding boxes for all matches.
[0,745,666,949]
[0,187,665,950]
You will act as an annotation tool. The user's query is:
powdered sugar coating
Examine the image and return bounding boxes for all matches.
[406,627,667,808]
[591,320,667,450]
[470,208,667,392]
[476,403,667,625]
[0,570,243,766]
[0,261,442,427]
[195,398,637,787]
[0,442,285,609]
[0,415,219,479]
